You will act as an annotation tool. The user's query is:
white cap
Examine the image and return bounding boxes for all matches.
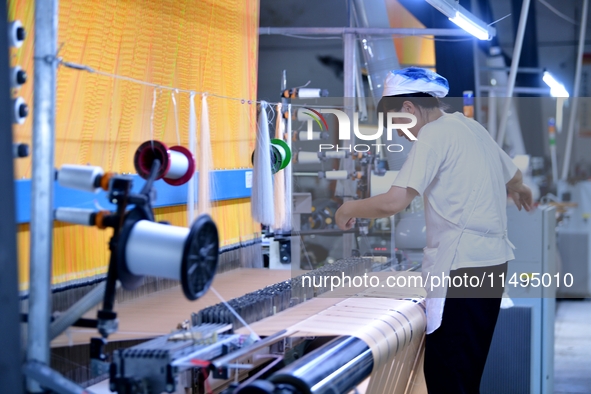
[382,67,449,98]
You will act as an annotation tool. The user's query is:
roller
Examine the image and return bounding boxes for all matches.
[295,151,321,164]
[271,336,373,394]
[318,170,363,181]
[57,164,109,193]
[318,151,349,159]
[134,140,195,186]
[296,151,351,164]
[54,207,113,229]
[55,208,97,226]
[294,131,329,141]
[235,336,373,394]
[318,170,349,180]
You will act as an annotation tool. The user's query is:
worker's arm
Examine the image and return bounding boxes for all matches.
[506,169,533,212]
[335,186,418,230]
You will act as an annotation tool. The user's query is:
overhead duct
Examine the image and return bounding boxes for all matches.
[352,0,413,171]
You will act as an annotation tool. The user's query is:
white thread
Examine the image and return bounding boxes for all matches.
[273,103,286,230]
[150,88,158,149]
[209,286,260,340]
[199,94,212,215]
[251,101,275,226]
[187,93,197,225]
[172,89,180,145]
[285,104,292,230]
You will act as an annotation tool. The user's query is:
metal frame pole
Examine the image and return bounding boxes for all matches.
[471,0,481,122]
[473,39,482,122]
[49,282,107,340]
[481,86,550,95]
[489,90,498,139]
[561,0,589,181]
[27,0,58,391]
[259,27,473,37]
[496,0,531,146]
[341,2,356,258]
[0,1,24,392]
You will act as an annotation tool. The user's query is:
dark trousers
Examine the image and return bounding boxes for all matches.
[424,263,508,394]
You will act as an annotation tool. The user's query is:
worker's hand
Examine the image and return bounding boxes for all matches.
[335,202,356,230]
[509,184,533,212]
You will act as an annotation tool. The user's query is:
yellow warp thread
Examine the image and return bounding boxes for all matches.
[9,0,260,291]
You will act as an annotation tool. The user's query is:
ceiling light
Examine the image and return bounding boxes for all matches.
[425,0,496,40]
[449,11,491,40]
[543,71,569,97]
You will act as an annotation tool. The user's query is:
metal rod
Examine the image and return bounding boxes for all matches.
[496,0,531,146]
[471,0,480,121]
[23,360,91,394]
[0,1,24,391]
[489,90,498,139]
[49,282,107,340]
[172,334,238,368]
[472,45,481,122]
[480,86,551,95]
[479,66,544,73]
[354,44,368,121]
[27,0,58,391]
[341,12,356,258]
[561,0,589,181]
[259,27,472,37]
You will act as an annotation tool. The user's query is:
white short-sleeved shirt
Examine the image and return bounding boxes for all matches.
[392,112,518,269]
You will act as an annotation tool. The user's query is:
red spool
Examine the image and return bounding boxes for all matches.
[134,140,195,186]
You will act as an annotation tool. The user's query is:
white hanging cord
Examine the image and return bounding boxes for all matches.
[172,89,181,145]
[538,0,577,25]
[187,92,197,225]
[150,88,158,148]
[273,103,286,230]
[284,104,293,230]
[199,94,213,215]
[58,59,344,109]
[251,101,275,226]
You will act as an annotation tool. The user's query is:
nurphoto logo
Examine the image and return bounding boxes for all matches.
[302,108,417,153]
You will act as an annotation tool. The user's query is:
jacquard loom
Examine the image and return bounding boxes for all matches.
[89,258,427,394]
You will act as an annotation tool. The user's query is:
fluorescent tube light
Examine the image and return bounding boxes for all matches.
[449,11,491,40]
[543,71,569,97]
[425,0,495,40]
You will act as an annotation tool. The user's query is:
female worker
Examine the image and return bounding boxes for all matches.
[335,67,533,393]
